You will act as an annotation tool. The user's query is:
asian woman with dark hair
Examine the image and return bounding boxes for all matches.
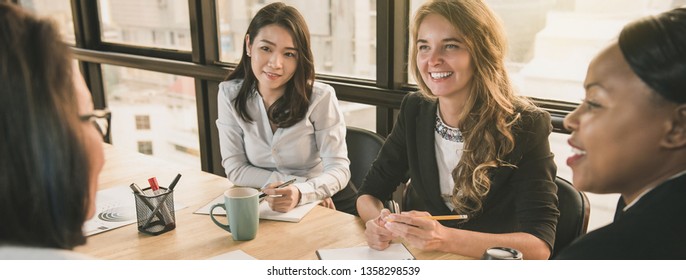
[216,2,357,215]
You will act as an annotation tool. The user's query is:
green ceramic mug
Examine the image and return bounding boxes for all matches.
[210,187,259,241]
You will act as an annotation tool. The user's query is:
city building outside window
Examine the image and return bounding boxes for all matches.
[135,115,151,130]
[102,65,200,169]
[216,0,376,80]
[98,0,191,51]
[137,141,153,155]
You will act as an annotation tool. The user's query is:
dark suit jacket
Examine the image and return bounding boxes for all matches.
[556,173,686,259]
[358,92,559,248]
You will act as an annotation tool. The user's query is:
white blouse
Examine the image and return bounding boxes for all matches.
[434,108,464,210]
[216,79,350,205]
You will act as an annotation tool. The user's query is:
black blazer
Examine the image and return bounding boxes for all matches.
[556,173,686,259]
[358,92,559,248]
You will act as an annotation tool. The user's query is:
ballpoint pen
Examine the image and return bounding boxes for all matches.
[259,178,297,199]
[167,173,182,193]
[159,174,181,220]
[141,174,182,229]
[129,183,146,196]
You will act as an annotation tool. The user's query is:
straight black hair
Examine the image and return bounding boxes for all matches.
[226,2,315,128]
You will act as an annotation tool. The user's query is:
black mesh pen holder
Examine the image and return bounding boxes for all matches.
[134,187,176,235]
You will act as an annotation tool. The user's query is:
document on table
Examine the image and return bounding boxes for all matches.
[316,243,416,260]
[257,200,318,222]
[208,250,257,260]
[194,194,318,222]
[83,185,186,236]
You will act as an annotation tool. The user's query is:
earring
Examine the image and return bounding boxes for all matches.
[246,52,251,57]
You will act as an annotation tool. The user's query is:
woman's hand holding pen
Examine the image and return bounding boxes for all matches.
[364,208,396,251]
[263,181,300,213]
[383,211,449,251]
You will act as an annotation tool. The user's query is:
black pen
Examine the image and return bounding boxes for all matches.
[259,178,297,199]
[167,173,182,193]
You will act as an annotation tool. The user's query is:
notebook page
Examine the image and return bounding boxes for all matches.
[258,200,318,222]
[316,243,416,260]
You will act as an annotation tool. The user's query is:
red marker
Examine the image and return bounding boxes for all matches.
[148,177,160,194]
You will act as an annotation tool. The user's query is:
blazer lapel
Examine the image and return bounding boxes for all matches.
[415,100,451,214]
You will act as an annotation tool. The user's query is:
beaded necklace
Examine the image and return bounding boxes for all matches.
[435,110,464,143]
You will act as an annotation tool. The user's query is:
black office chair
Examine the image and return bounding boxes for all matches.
[551,176,590,259]
[345,127,405,213]
[345,127,385,190]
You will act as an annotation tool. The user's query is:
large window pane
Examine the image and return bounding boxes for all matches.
[102,65,200,168]
[216,0,376,79]
[98,0,191,51]
[339,101,376,133]
[408,0,677,103]
[19,0,75,44]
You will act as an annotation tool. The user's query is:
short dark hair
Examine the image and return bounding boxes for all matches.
[226,2,315,128]
[619,7,686,104]
[0,3,92,249]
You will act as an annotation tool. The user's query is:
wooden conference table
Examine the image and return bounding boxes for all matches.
[75,144,469,260]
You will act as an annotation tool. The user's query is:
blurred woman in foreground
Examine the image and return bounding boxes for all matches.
[0,3,105,259]
[558,7,686,259]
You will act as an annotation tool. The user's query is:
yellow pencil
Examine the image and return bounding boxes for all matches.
[386,214,468,223]
[425,214,468,221]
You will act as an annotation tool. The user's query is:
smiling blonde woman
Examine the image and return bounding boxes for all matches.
[356,0,559,260]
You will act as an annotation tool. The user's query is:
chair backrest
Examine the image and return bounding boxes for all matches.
[551,176,590,259]
[345,127,385,190]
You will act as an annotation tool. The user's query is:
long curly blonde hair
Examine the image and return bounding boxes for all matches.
[409,0,535,218]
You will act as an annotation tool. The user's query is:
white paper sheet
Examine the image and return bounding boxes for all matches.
[316,243,416,260]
